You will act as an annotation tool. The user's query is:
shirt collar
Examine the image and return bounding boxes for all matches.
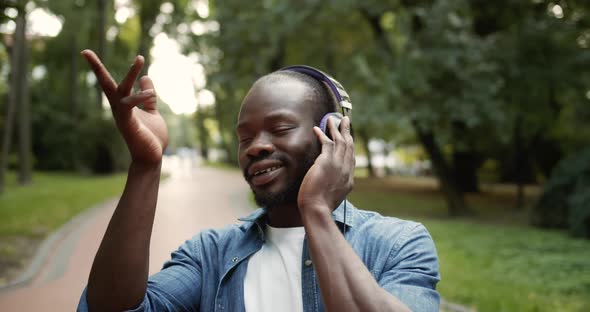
[238,199,356,228]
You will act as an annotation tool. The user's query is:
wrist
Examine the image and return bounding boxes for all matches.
[300,203,333,229]
[129,161,162,176]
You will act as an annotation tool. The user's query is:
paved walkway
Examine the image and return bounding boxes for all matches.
[0,158,252,311]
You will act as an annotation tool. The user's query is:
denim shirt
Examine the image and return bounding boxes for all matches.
[78,201,440,311]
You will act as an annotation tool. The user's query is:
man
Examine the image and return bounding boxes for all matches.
[77,50,440,312]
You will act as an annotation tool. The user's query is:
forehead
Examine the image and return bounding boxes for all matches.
[237,78,316,124]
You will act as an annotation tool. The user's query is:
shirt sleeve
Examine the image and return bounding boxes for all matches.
[77,237,203,312]
[377,223,440,312]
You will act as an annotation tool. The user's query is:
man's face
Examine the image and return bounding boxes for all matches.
[236,78,321,210]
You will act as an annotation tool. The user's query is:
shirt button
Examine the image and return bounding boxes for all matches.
[305,259,312,266]
[232,257,238,262]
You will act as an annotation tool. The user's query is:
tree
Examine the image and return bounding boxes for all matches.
[16,5,31,185]
[358,0,505,215]
[0,2,30,193]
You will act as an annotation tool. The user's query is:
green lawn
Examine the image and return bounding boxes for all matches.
[0,171,127,237]
[349,177,590,312]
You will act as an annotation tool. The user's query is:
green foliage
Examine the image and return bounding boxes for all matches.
[184,0,590,214]
[533,147,590,238]
[2,0,588,216]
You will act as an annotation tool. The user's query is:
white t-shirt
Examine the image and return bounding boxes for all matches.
[244,225,306,312]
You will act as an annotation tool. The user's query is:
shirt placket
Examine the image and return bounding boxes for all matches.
[214,225,265,312]
[301,237,323,312]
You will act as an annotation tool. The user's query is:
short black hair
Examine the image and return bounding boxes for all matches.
[256,70,337,127]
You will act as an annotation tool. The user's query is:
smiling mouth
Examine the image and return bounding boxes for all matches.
[253,166,281,177]
[250,165,284,186]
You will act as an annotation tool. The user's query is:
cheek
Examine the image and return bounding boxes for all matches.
[237,145,248,170]
[281,130,320,160]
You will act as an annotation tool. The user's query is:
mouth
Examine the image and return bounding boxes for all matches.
[248,164,284,187]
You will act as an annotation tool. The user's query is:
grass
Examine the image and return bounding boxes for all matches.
[0,171,127,237]
[349,176,590,312]
[0,171,129,283]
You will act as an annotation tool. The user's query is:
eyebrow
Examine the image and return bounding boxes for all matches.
[236,109,299,132]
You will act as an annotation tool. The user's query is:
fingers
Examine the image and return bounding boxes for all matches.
[341,116,355,168]
[120,89,156,109]
[81,49,117,98]
[313,126,334,155]
[325,116,355,171]
[139,76,158,110]
[327,115,344,143]
[117,55,145,95]
[340,116,353,144]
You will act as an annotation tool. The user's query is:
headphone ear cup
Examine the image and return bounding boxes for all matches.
[319,112,343,140]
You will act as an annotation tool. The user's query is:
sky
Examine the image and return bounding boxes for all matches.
[1,0,214,115]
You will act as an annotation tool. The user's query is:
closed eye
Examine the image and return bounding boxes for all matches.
[273,126,296,134]
[239,137,252,144]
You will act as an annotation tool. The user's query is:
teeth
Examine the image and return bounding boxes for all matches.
[254,166,280,176]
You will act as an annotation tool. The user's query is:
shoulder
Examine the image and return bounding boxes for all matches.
[353,207,428,243]
[182,222,252,251]
[350,205,437,261]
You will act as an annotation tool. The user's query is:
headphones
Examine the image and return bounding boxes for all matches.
[280,65,352,138]
[280,65,352,235]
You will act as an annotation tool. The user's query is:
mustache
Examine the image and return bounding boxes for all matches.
[243,154,288,181]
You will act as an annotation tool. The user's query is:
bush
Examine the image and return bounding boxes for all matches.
[32,110,129,173]
[532,146,590,238]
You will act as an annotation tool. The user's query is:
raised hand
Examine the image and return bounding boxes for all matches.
[81,50,168,165]
[297,116,355,216]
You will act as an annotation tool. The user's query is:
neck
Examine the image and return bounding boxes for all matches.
[266,202,304,227]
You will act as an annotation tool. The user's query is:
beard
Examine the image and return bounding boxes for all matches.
[248,150,318,211]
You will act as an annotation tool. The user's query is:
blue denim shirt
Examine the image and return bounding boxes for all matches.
[78,201,440,311]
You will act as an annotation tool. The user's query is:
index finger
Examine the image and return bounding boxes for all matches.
[313,126,335,154]
[117,55,145,96]
[81,49,117,97]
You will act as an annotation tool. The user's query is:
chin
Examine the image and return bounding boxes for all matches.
[252,185,298,210]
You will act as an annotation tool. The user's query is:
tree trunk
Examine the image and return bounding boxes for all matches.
[451,121,480,193]
[513,115,526,209]
[452,150,481,193]
[17,9,31,185]
[359,7,469,215]
[413,122,470,216]
[357,128,376,177]
[91,0,113,174]
[0,8,26,193]
[0,89,17,194]
[70,33,81,170]
[96,0,107,110]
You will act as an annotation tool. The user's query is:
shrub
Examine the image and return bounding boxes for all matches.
[532,146,590,238]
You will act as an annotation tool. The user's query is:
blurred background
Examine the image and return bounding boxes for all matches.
[0,0,589,311]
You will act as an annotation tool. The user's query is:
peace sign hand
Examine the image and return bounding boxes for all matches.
[81,49,168,166]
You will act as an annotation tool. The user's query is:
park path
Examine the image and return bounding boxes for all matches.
[0,157,252,311]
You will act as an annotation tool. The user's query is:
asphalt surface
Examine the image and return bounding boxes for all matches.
[0,157,252,311]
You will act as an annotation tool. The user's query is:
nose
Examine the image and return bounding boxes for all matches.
[246,133,275,159]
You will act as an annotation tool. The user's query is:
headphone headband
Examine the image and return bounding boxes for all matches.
[280,65,352,113]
